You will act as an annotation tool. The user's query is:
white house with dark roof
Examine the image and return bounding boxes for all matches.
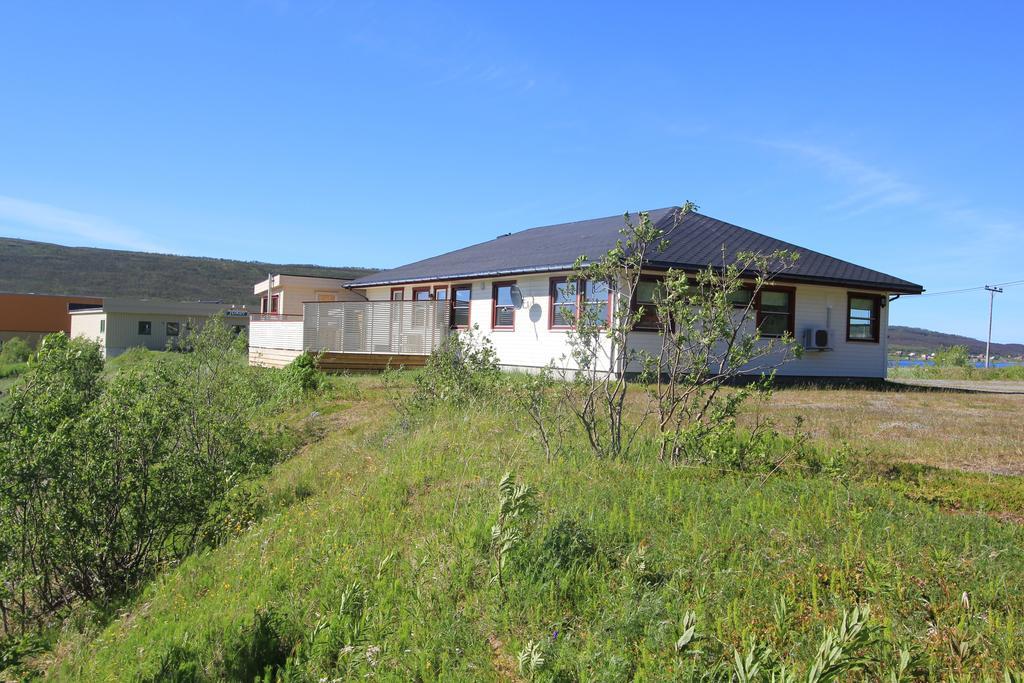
[250,208,923,378]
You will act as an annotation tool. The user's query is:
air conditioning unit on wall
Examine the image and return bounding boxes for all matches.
[803,328,832,351]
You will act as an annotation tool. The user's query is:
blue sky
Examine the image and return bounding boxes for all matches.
[1,1,1022,342]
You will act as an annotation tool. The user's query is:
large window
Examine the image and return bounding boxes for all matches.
[632,277,663,330]
[549,278,577,329]
[166,322,180,337]
[390,287,405,301]
[451,284,471,329]
[847,293,881,342]
[549,277,610,329]
[756,288,795,337]
[492,281,516,330]
[412,287,432,301]
[433,285,448,301]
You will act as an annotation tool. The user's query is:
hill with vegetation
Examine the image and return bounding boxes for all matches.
[0,236,377,306]
[888,325,1023,356]
[3,348,1020,680]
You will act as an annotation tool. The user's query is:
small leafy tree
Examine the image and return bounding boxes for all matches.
[643,249,802,462]
[557,205,694,458]
[933,344,971,368]
[554,203,802,463]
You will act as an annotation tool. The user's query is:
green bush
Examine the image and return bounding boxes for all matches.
[933,344,971,368]
[283,351,326,394]
[0,322,303,634]
[412,325,501,407]
[0,337,31,365]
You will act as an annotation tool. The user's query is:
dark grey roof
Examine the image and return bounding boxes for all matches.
[348,208,924,294]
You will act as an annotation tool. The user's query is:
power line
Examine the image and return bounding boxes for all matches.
[914,278,1024,298]
[918,285,987,297]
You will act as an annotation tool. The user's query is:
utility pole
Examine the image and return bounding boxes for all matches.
[984,285,1003,368]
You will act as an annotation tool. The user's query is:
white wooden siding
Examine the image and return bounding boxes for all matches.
[249,347,303,368]
[358,275,890,378]
[250,320,304,351]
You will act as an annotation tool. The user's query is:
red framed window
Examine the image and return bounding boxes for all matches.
[433,285,448,301]
[410,287,433,326]
[756,286,795,338]
[632,276,664,330]
[451,284,471,329]
[261,294,280,314]
[549,276,610,329]
[549,277,577,329]
[390,287,405,301]
[847,293,882,342]
[492,281,516,330]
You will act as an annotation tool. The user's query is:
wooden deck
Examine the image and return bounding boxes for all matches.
[315,352,430,372]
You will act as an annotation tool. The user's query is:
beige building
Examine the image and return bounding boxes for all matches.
[70,299,249,358]
[253,274,364,317]
[248,274,367,367]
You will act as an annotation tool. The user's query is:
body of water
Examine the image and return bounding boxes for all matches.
[889,359,1023,368]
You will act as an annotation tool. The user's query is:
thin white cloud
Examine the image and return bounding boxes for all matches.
[763,140,923,214]
[763,140,1021,241]
[0,195,169,253]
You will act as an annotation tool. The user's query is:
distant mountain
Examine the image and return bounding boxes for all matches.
[888,326,1024,356]
[0,237,378,307]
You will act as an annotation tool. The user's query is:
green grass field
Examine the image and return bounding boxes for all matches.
[39,373,1024,681]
